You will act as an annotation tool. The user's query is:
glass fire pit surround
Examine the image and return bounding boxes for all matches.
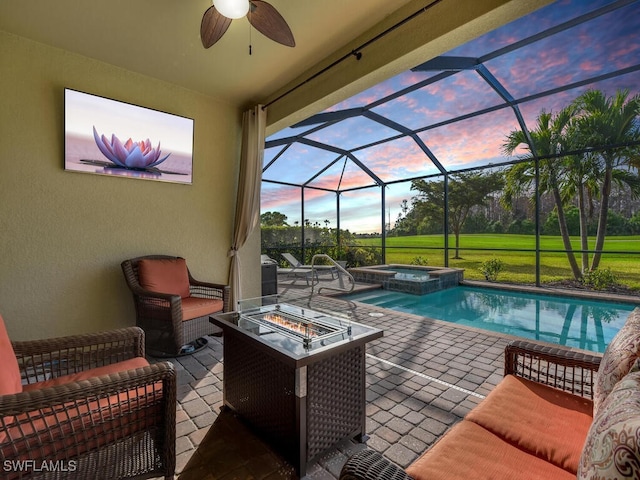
[237,298,354,351]
[210,296,383,475]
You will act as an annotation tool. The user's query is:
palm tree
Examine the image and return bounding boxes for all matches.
[502,108,583,280]
[559,118,600,273]
[571,89,640,270]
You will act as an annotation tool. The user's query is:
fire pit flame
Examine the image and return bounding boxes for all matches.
[263,313,318,337]
[240,303,351,348]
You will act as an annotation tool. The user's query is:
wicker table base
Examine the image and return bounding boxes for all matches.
[211,311,382,475]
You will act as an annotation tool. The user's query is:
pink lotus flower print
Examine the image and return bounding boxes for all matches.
[93,126,170,169]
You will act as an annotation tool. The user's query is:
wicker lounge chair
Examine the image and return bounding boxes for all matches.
[121,255,230,357]
[0,316,176,480]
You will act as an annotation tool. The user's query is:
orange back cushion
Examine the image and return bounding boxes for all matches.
[138,258,191,298]
[0,314,22,395]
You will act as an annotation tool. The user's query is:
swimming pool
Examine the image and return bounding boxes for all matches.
[343,286,637,353]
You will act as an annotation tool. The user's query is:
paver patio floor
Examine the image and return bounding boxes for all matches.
[158,277,520,479]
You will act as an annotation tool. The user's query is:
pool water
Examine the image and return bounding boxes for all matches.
[343,286,637,353]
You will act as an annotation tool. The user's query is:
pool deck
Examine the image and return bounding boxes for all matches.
[157,275,637,479]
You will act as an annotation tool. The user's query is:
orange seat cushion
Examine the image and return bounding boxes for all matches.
[0,314,22,395]
[22,357,150,391]
[466,374,593,474]
[181,297,224,321]
[138,258,190,298]
[2,357,164,470]
[406,420,576,480]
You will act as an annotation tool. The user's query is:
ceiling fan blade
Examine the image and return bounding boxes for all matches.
[200,5,232,48]
[248,1,295,47]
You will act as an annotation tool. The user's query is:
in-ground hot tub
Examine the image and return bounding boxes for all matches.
[348,264,463,295]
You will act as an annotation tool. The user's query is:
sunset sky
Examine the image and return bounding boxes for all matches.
[262,0,640,233]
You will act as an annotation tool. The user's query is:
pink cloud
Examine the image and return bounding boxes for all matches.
[609,41,640,69]
[309,170,374,190]
[261,186,300,210]
[327,82,396,111]
[400,72,428,87]
[415,108,521,167]
[396,95,419,110]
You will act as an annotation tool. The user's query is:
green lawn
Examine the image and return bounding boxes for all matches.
[354,234,640,290]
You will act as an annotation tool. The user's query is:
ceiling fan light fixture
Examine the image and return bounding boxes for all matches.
[213,0,250,19]
[201,0,295,50]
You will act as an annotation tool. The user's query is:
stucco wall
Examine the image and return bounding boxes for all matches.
[0,30,260,340]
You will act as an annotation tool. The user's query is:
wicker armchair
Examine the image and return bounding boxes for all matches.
[0,320,176,480]
[121,255,230,357]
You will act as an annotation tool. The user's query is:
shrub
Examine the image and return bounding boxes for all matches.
[343,246,380,267]
[507,219,535,235]
[480,258,504,281]
[488,221,504,234]
[410,256,428,266]
[581,268,619,290]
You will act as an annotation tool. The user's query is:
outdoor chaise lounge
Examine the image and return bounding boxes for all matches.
[275,253,316,285]
[340,308,640,480]
[0,315,176,480]
[282,253,338,278]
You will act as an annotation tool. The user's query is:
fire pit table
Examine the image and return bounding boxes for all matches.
[210,296,383,475]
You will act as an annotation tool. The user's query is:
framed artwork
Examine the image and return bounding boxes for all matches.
[64,88,194,184]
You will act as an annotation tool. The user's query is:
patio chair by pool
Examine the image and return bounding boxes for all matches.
[282,253,338,279]
[260,254,277,265]
[276,263,317,286]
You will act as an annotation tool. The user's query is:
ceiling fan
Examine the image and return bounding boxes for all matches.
[200,0,295,50]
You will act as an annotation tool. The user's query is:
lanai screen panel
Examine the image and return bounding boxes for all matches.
[417,108,523,170]
[339,188,382,235]
[302,190,337,235]
[448,1,620,59]
[407,176,445,238]
[306,116,399,151]
[261,0,640,237]
[517,69,640,132]
[261,182,302,227]
[324,70,437,112]
[263,143,341,185]
[355,136,441,182]
[485,2,640,100]
[267,123,316,143]
[306,156,377,191]
[371,70,505,131]
[386,181,419,235]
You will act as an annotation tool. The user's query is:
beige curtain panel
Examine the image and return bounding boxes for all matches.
[228,105,266,309]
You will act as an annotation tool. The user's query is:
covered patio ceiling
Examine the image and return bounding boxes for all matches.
[261,0,640,232]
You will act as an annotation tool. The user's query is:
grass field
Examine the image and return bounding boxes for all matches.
[354,234,640,290]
